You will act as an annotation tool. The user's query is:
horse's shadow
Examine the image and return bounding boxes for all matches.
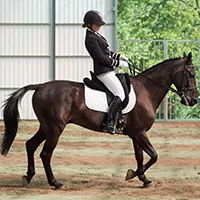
[0,175,145,190]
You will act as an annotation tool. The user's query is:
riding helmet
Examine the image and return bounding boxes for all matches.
[82,10,105,27]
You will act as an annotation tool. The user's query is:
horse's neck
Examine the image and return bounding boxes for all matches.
[146,63,174,87]
[134,60,181,109]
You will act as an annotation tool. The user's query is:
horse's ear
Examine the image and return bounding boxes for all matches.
[186,52,192,64]
[183,52,187,58]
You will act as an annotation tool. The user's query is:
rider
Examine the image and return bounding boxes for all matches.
[82,10,129,134]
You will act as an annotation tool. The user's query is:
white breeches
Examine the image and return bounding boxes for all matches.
[97,71,125,101]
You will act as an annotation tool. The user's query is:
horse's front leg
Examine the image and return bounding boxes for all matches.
[126,140,152,187]
[126,133,158,187]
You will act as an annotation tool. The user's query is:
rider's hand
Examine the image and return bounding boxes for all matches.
[119,60,129,68]
[120,54,129,62]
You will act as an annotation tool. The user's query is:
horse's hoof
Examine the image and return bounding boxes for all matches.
[22,175,29,186]
[53,182,63,190]
[125,169,135,180]
[143,179,152,188]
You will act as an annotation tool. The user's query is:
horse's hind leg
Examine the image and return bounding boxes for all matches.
[22,126,46,186]
[40,124,63,189]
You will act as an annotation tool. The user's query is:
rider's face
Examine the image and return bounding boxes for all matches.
[92,24,101,32]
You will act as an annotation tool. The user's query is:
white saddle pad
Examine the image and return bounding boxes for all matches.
[84,84,136,114]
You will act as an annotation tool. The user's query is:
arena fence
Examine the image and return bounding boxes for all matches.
[118,40,200,120]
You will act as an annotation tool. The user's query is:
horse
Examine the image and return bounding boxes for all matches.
[0,52,198,189]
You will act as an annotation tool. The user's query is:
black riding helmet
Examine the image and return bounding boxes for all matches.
[82,10,105,28]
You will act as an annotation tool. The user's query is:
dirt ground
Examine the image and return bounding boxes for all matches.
[0,121,200,200]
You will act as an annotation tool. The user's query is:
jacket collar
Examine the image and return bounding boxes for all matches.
[86,28,108,44]
[87,28,95,34]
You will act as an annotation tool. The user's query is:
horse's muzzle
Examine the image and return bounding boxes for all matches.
[180,96,198,107]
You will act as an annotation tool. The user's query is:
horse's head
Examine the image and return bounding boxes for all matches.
[172,52,198,106]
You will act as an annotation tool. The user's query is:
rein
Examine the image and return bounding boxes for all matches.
[128,59,196,97]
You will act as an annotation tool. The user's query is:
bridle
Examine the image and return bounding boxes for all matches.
[128,59,197,98]
[174,64,197,98]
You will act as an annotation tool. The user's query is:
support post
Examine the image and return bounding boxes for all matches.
[163,40,168,121]
[113,0,118,51]
[49,0,56,80]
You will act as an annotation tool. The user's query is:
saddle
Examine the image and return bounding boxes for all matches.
[83,71,131,109]
[83,71,131,132]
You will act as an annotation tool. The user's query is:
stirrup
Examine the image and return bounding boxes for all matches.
[102,123,115,134]
[117,118,124,129]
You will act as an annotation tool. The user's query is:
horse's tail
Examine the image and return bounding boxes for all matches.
[1,84,39,156]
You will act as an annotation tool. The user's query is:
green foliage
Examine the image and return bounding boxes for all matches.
[117,0,200,120]
[117,0,200,40]
[167,91,200,119]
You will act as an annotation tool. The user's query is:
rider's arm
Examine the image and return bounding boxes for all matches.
[110,51,121,60]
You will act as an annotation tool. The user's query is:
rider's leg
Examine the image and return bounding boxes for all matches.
[103,96,122,133]
[97,71,125,101]
[97,71,125,134]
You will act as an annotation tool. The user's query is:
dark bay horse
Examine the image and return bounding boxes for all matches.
[0,52,198,189]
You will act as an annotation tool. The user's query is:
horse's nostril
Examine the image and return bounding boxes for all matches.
[192,98,198,104]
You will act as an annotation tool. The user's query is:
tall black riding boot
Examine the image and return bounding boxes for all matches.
[103,96,122,134]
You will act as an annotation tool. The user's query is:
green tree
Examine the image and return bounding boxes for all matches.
[117,0,200,40]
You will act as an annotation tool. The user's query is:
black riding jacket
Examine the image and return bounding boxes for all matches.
[85,29,120,76]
